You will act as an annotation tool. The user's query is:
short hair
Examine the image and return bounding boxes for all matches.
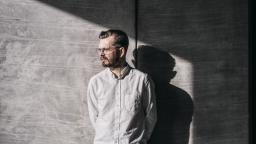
[99,29,129,50]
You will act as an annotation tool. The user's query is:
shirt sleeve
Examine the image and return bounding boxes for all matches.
[142,75,157,141]
[87,79,99,129]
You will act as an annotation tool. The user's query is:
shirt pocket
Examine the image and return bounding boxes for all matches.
[124,91,141,113]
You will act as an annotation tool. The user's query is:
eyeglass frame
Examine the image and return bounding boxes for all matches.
[97,46,121,54]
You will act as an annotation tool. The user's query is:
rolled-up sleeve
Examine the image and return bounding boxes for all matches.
[87,79,98,129]
[142,75,157,141]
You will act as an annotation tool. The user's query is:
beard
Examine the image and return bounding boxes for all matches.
[100,56,121,68]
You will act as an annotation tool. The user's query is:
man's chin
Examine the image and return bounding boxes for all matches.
[101,60,120,68]
[101,62,112,67]
[102,64,109,67]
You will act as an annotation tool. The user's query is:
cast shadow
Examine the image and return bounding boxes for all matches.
[133,45,194,144]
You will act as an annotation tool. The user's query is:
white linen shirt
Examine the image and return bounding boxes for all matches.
[87,66,157,144]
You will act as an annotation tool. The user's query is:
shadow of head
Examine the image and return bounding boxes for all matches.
[133,45,177,84]
[134,45,194,144]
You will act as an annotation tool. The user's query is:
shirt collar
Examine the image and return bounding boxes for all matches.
[108,65,131,79]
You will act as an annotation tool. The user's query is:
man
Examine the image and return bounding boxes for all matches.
[87,29,157,144]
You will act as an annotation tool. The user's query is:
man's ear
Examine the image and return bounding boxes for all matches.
[119,47,126,58]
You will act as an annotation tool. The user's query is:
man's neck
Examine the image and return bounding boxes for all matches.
[110,62,128,78]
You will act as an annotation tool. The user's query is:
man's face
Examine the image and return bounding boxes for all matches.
[98,36,120,67]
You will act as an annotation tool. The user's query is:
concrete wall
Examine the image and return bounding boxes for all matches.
[0,0,248,144]
[0,0,135,144]
[137,0,248,144]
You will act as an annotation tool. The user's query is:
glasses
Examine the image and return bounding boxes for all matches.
[97,47,119,54]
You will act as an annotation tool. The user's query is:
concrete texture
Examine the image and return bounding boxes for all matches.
[0,0,135,144]
[137,0,248,144]
[0,0,248,144]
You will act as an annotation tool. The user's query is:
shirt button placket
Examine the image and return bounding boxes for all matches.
[114,79,121,144]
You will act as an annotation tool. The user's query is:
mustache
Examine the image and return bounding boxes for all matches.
[100,56,108,60]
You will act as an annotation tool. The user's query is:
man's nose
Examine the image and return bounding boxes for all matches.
[100,50,105,56]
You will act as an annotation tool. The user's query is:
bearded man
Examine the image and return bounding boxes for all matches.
[87,29,157,144]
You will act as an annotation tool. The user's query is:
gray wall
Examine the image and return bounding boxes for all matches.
[137,0,248,144]
[0,0,248,144]
[0,0,135,144]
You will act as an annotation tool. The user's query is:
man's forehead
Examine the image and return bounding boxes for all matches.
[99,36,116,48]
